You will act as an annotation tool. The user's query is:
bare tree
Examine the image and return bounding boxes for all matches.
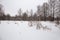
[0,4,5,20]
[42,3,49,21]
[18,8,22,17]
[55,0,60,20]
[37,5,42,20]
[49,0,56,21]
[0,4,4,17]
[37,5,41,16]
[30,9,33,20]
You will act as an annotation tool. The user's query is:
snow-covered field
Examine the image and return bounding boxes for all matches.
[0,21,60,40]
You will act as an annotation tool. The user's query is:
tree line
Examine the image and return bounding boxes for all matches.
[0,0,60,21]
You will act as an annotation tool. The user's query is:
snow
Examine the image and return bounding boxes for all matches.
[0,21,60,40]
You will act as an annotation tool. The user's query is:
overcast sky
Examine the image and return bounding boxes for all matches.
[0,0,48,16]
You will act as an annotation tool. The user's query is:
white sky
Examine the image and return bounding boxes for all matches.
[0,0,48,16]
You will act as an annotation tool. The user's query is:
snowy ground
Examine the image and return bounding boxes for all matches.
[0,21,60,40]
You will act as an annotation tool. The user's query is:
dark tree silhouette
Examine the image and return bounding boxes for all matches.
[22,12,28,20]
[0,4,6,20]
[6,14,11,20]
[33,13,37,21]
[42,3,49,21]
